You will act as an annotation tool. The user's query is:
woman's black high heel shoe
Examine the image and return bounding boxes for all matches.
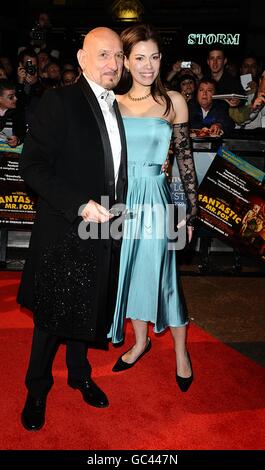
[176,351,193,392]
[112,338,151,372]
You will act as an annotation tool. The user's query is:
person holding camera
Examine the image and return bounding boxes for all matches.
[16,48,45,126]
[177,74,197,103]
[166,59,203,90]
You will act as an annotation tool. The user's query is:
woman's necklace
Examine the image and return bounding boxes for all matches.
[128,91,151,101]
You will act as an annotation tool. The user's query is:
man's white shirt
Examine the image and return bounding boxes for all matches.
[84,75,121,197]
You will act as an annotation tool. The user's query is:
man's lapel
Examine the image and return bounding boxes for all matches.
[113,100,128,204]
[78,75,115,203]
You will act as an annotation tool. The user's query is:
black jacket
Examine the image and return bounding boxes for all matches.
[17,75,127,341]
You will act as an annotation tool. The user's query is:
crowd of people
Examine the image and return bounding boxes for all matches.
[1,14,265,149]
[166,47,265,135]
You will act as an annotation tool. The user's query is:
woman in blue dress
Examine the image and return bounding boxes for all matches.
[109,24,197,391]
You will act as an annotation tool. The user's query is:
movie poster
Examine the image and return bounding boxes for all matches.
[0,151,37,227]
[198,147,265,261]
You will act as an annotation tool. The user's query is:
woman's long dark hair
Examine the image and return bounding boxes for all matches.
[120,24,172,116]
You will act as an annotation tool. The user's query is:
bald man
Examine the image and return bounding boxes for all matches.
[18,27,127,431]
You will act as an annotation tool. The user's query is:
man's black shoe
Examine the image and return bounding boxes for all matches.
[68,378,109,408]
[21,394,47,431]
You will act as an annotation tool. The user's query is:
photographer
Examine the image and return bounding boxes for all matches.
[16,48,44,126]
[166,59,203,89]
[176,74,197,103]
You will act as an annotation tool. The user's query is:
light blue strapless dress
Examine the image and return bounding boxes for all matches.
[109,117,188,343]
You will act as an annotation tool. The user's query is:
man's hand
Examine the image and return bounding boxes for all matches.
[246,80,257,94]
[17,65,38,85]
[81,200,114,223]
[190,61,203,80]
[209,123,223,135]
[25,73,38,85]
[7,136,19,147]
[166,61,182,81]
[17,66,27,84]
[225,98,241,107]
[252,93,265,110]
[172,60,182,73]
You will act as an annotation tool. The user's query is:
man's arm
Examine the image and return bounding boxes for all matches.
[19,89,86,223]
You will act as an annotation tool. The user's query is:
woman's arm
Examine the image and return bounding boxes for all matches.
[170,92,198,232]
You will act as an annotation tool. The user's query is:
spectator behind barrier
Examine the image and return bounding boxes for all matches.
[61,69,77,86]
[206,44,245,108]
[0,79,26,146]
[176,74,197,103]
[188,78,235,135]
[229,70,265,129]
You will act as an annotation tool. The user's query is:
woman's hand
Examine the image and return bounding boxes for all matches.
[161,152,172,177]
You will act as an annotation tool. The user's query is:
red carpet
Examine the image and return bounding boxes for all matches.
[0,271,265,450]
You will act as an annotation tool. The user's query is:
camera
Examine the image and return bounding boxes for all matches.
[181,61,191,68]
[25,59,37,76]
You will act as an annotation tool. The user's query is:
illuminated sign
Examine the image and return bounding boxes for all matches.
[188,33,240,45]
[111,0,144,22]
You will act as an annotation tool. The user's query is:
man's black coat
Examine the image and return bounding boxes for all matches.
[17,75,127,342]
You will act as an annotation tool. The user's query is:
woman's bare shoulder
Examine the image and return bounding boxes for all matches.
[167,90,188,124]
[167,90,186,106]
